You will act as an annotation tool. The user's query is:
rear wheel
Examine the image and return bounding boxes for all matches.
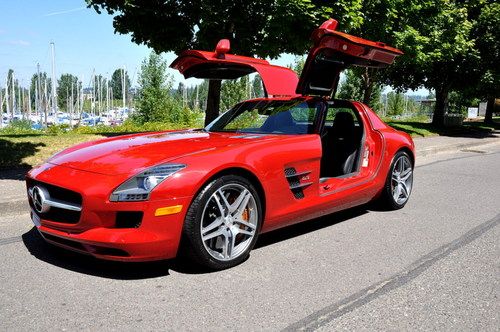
[182,175,262,270]
[378,151,413,210]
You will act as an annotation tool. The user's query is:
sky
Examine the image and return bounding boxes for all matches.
[0,0,296,89]
[0,1,427,95]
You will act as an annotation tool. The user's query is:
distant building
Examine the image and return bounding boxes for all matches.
[82,87,93,100]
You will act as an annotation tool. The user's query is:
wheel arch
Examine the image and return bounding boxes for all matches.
[194,166,267,221]
[396,146,415,166]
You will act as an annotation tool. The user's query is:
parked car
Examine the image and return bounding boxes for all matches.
[26,19,414,270]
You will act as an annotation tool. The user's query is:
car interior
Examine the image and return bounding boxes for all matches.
[259,109,315,134]
[320,103,364,180]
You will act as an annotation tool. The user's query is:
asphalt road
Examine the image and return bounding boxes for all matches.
[1,145,499,331]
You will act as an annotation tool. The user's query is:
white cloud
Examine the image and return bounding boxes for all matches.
[8,40,30,46]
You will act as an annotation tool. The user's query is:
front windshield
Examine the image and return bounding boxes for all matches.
[206,99,322,135]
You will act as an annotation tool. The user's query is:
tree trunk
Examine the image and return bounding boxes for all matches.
[205,79,222,126]
[484,96,495,124]
[362,68,373,105]
[432,85,450,127]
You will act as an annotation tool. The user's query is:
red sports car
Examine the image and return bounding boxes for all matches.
[26,19,414,269]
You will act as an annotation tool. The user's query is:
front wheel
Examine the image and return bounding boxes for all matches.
[182,175,262,270]
[378,151,414,210]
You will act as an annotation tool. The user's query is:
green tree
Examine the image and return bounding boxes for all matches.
[465,1,499,123]
[220,76,250,112]
[187,80,209,111]
[6,69,15,116]
[57,74,80,111]
[86,0,364,125]
[110,68,131,100]
[386,92,405,116]
[252,76,264,99]
[290,56,306,76]
[337,69,383,113]
[135,52,190,124]
[385,0,499,126]
[30,72,50,108]
[337,70,363,101]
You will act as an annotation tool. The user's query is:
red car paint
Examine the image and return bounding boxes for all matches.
[26,19,414,262]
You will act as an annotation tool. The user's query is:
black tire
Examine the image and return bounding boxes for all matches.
[181,175,263,270]
[377,150,414,210]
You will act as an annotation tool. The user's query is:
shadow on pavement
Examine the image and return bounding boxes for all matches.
[0,138,44,180]
[0,165,31,180]
[256,206,369,249]
[22,227,214,279]
[22,206,372,279]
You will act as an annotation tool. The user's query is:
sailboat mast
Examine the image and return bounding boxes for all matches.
[43,78,48,127]
[106,78,109,116]
[122,66,126,109]
[11,71,15,120]
[97,76,101,116]
[28,86,31,118]
[70,80,74,127]
[21,82,24,118]
[4,75,9,126]
[35,80,39,122]
[91,69,95,118]
[50,42,57,113]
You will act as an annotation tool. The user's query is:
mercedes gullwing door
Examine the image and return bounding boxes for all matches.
[170,39,299,97]
[297,19,403,96]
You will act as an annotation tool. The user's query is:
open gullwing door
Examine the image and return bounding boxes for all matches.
[296,19,403,97]
[170,39,299,97]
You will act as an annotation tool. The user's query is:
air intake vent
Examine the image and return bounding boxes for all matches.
[116,211,143,228]
[284,167,312,199]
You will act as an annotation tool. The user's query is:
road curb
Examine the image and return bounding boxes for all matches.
[416,139,500,157]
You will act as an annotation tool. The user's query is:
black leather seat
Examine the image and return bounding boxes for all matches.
[321,112,359,177]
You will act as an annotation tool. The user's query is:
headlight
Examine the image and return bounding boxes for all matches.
[109,163,186,202]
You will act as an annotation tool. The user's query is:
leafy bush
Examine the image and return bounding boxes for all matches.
[0,119,38,135]
[46,124,70,135]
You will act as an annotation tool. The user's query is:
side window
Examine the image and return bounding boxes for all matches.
[259,102,318,134]
[225,110,266,130]
[289,103,317,124]
[325,107,359,128]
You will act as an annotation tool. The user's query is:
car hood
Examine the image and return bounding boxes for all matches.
[49,130,275,176]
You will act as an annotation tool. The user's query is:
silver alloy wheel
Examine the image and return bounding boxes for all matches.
[200,183,258,261]
[391,155,413,205]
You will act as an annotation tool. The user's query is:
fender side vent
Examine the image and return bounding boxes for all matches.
[284,167,312,199]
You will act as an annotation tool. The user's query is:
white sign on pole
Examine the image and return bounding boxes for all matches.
[467,107,478,118]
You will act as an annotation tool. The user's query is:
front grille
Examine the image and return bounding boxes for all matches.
[27,179,82,224]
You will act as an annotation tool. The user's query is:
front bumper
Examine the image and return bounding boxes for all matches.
[27,164,193,262]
